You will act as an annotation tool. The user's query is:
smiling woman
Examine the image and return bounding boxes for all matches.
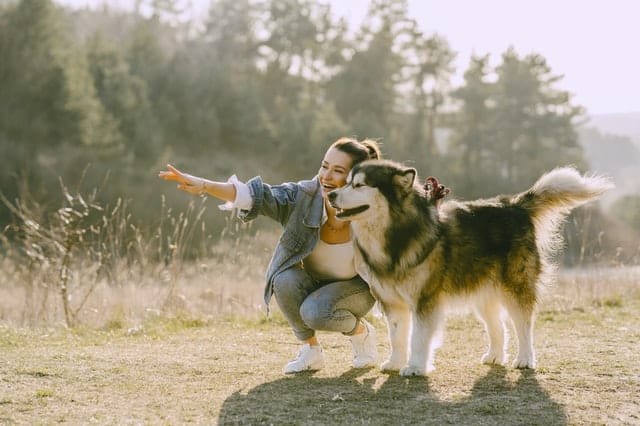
[159,137,382,374]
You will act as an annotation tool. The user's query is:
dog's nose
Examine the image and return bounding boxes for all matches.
[328,191,337,202]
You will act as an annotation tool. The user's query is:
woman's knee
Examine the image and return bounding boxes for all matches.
[272,267,318,311]
[299,296,329,330]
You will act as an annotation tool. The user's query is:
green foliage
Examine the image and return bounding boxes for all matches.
[611,195,640,231]
[87,33,158,161]
[448,49,586,197]
[579,126,640,172]
[448,54,495,195]
[0,0,623,265]
[327,1,406,140]
[0,0,121,226]
[0,0,119,149]
[491,49,585,188]
[401,30,456,169]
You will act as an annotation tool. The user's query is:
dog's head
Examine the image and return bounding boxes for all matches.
[328,160,417,221]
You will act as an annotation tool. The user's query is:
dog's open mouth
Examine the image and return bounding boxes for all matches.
[334,205,369,219]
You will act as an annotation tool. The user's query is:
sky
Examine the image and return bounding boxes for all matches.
[58,0,640,115]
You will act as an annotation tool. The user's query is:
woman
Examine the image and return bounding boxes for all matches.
[159,137,381,374]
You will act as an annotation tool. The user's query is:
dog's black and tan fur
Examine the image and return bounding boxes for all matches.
[329,160,613,376]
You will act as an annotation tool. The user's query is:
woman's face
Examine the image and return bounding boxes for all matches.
[318,147,353,199]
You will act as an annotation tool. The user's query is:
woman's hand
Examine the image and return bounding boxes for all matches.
[158,164,206,195]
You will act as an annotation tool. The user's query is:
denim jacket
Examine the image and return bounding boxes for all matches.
[237,175,325,313]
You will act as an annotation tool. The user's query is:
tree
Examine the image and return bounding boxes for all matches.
[203,0,259,77]
[326,0,407,140]
[0,0,121,226]
[259,0,332,77]
[253,0,349,173]
[87,33,159,161]
[448,54,495,196]
[256,0,346,109]
[194,0,267,153]
[0,0,119,151]
[490,48,585,189]
[579,126,640,175]
[401,27,455,166]
[611,195,640,232]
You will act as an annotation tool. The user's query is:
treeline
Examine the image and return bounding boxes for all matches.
[0,0,635,263]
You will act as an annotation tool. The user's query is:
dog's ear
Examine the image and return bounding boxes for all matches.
[394,168,416,190]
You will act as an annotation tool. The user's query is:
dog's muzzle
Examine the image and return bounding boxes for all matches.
[328,190,369,219]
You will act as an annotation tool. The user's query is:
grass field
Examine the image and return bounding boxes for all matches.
[2,142,638,424]
[1,291,639,425]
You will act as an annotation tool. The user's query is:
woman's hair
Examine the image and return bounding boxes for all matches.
[329,137,382,168]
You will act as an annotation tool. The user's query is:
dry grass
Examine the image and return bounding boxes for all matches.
[0,180,280,329]
[1,188,639,424]
[1,293,639,425]
[0,253,270,328]
[0,206,276,328]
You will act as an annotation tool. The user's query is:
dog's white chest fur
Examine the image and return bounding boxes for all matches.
[354,244,428,310]
[352,221,387,269]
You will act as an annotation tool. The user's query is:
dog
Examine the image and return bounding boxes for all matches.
[328,160,613,376]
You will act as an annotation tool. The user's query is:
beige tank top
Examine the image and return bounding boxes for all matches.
[303,239,357,281]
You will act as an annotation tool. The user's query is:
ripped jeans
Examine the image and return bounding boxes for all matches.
[271,264,376,341]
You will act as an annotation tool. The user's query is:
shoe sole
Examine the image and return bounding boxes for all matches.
[284,362,324,374]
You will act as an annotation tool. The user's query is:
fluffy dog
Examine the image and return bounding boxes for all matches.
[328,160,613,376]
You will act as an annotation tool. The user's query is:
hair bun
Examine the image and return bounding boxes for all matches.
[359,139,382,160]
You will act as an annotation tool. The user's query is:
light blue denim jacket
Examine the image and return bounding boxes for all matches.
[237,175,325,313]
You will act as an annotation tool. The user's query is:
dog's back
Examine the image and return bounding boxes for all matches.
[436,200,540,302]
[436,167,613,301]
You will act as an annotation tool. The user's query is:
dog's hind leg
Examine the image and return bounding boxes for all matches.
[504,296,536,369]
[380,305,410,372]
[475,295,508,365]
[400,308,444,376]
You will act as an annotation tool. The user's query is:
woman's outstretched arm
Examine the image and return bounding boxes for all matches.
[158,164,237,202]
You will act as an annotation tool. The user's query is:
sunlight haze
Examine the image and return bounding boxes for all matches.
[58,0,640,115]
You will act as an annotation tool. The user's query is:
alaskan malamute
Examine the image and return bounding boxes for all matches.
[329,160,613,376]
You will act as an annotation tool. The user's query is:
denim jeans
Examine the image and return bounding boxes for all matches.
[271,264,376,341]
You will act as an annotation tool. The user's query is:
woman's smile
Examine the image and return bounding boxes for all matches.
[319,147,352,199]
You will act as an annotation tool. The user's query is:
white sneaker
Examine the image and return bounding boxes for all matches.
[283,344,325,374]
[350,319,378,368]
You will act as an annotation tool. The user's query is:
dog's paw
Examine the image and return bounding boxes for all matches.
[481,351,507,366]
[512,357,536,369]
[380,359,403,372]
[399,364,432,377]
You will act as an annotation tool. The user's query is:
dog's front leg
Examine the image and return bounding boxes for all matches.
[401,309,443,376]
[380,305,410,372]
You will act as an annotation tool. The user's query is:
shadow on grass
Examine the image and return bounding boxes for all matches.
[218,366,567,425]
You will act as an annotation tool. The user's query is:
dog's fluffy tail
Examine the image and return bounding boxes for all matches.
[515,166,614,254]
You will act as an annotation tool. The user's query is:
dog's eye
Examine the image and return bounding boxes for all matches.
[353,182,363,188]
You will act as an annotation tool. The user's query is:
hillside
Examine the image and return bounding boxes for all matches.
[587,112,640,144]
[580,112,640,200]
